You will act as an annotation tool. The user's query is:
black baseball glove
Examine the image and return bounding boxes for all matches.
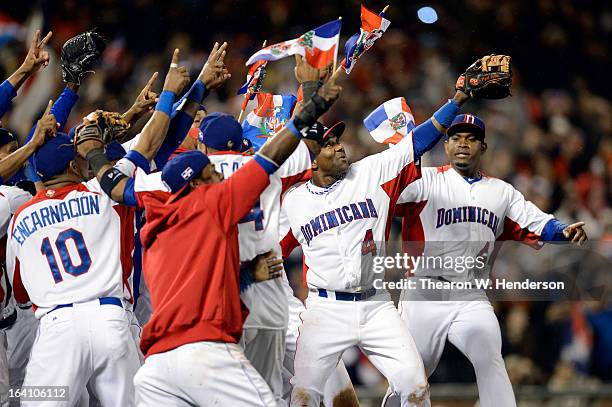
[456,55,512,99]
[73,110,130,147]
[60,31,106,84]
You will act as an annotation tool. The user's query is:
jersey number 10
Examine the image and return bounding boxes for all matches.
[41,228,92,283]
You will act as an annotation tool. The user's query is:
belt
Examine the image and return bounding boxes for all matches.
[316,288,377,301]
[0,308,17,329]
[48,297,123,314]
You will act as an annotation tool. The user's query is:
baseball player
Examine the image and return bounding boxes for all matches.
[382,113,587,407]
[120,42,230,334]
[278,123,359,407]
[76,68,342,406]
[6,50,190,406]
[0,182,34,405]
[198,111,312,405]
[280,75,472,405]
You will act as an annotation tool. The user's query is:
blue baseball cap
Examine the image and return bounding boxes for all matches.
[33,133,76,181]
[161,150,210,193]
[199,112,243,152]
[447,114,485,140]
[105,141,127,161]
[0,128,17,148]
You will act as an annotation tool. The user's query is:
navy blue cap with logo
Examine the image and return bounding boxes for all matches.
[446,114,486,140]
[32,133,76,181]
[161,150,211,193]
[198,112,243,152]
[240,137,253,153]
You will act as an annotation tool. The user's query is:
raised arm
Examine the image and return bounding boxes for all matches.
[127,49,190,162]
[1,30,52,117]
[75,49,189,202]
[257,67,343,169]
[0,100,55,184]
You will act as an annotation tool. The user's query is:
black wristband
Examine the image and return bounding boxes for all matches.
[99,167,128,198]
[85,147,109,175]
[293,94,330,132]
[301,81,321,101]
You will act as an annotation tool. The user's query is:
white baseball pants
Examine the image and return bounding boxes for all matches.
[283,293,358,407]
[134,341,276,406]
[21,299,140,407]
[290,291,428,407]
[7,306,38,393]
[241,328,287,406]
[383,300,516,407]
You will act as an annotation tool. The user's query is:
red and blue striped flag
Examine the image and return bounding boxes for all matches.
[343,5,391,74]
[246,19,342,69]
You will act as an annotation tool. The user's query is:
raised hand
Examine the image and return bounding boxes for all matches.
[563,222,588,246]
[317,64,343,103]
[30,100,57,149]
[294,55,322,84]
[199,42,231,90]
[21,30,52,74]
[124,72,159,123]
[163,49,190,95]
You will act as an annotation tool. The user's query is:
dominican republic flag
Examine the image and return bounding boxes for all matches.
[237,60,267,97]
[343,5,390,74]
[242,93,297,150]
[363,97,415,144]
[246,19,342,69]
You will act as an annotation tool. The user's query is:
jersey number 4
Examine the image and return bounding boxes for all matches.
[239,199,264,231]
[361,229,377,256]
[41,228,92,283]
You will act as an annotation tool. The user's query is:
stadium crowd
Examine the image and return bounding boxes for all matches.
[1,0,610,401]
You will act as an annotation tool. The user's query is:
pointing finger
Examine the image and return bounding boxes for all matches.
[145,71,158,91]
[568,222,586,229]
[170,48,180,67]
[43,99,53,116]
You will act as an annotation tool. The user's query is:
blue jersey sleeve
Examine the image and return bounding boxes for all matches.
[0,80,17,118]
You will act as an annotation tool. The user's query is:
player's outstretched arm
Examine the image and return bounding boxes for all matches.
[129,48,190,162]
[122,72,160,125]
[75,49,189,203]
[0,100,56,184]
[257,67,343,168]
[0,30,52,118]
[540,219,588,246]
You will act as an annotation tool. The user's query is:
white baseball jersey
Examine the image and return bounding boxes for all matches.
[208,142,311,329]
[282,134,419,292]
[0,186,32,313]
[6,159,138,318]
[396,165,553,281]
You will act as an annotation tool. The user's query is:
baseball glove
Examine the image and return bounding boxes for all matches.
[60,31,106,84]
[456,55,512,99]
[73,110,130,147]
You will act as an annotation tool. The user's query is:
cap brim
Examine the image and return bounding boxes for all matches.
[322,121,346,142]
[447,122,485,140]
